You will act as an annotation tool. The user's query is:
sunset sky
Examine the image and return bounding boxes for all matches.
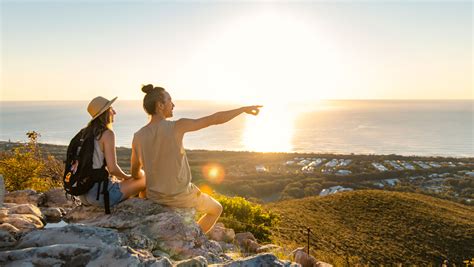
[1,1,472,102]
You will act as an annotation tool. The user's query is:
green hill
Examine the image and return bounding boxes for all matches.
[266,190,474,266]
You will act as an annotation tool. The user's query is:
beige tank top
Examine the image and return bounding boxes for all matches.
[133,120,195,203]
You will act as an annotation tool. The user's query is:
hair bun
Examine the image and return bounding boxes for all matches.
[142,84,154,94]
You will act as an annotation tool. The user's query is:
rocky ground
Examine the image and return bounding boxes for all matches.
[0,189,331,267]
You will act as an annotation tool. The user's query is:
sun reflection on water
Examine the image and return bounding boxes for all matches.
[242,104,295,152]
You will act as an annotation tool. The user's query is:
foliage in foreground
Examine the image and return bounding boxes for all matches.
[213,194,278,242]
[0,131,63,192]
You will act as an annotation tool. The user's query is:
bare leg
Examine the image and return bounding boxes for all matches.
[120,177,146,199]
[197,196,223,233]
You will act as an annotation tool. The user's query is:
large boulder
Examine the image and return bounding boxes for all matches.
[4,190,45,206]
[15,224,123,249]
[65,198,224,263]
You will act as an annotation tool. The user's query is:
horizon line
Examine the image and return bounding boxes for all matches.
[1,98,473,102]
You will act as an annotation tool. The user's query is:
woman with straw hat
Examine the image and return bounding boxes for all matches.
[78,96,145,209]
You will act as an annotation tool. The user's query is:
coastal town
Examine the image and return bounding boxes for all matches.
[214,153,474,205]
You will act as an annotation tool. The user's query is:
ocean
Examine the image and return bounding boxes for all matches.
[1,100,472,157]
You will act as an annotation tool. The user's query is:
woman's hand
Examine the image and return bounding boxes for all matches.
[242,105,263,116]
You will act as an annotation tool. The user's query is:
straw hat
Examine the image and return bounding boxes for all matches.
[87,96,117,120]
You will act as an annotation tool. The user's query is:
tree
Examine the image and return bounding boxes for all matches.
[0,131,63,192]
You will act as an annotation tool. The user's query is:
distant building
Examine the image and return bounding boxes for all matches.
[255,165,267,173]
[335,170,352,176]
[400,161,416,170]
[319,186,353,196]
[372,162,388,172]
[383,178,400,186]
[325,159,338,167]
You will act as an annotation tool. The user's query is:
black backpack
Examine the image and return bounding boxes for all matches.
[63,128,111,214]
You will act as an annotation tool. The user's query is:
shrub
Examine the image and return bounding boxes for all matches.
[213,194,278,242]
[0,131,63,192]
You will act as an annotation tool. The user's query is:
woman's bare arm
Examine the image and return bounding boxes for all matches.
[102,130,131,180]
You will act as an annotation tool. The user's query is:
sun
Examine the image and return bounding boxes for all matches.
[242,103,295,152]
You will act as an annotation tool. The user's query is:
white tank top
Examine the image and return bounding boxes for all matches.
[92,139,105,169]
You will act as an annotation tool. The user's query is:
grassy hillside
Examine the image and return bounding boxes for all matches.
[266,190,474,266]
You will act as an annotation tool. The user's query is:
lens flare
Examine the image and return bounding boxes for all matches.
[199,184,214,195]
[202,163,225,184]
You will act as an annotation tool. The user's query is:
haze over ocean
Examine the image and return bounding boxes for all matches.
[1,100,472,157]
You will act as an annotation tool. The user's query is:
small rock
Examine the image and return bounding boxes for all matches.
[243,239,261,253]
[207,222,235,243]
[0,208,8,219]
[40,207,63,222]
[235,232,256,244]
[4,190,45,206]
[42,188,77,208]
[292,247,332,267]
[0,223,20,235]
[8,203,44,219]
[2,214,43,231]
[175,255,208,267]
[234,232,260,253]
[257,244,282,253]
[218,241,237,252]
[0,230,16,248]
[218,253,295,267]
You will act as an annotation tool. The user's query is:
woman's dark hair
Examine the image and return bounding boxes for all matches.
[86,109,111,140]
[142,84,166,115]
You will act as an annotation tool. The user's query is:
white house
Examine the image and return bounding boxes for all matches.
[336,170,352,176]
[255,165,267,173]
[319,186,353,196]
[372,162,388,172]
[383,178,400,186]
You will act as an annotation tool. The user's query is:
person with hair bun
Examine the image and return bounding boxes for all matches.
[131,84,262,233]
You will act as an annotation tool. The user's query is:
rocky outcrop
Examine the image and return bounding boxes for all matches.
[65,198,224,263]
[0,190,310,266]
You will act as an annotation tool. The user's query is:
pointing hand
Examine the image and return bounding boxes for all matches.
[243,105,263,116]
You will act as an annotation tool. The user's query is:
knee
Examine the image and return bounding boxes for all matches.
[214,202,223,216]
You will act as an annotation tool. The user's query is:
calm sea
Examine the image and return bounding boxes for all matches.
[0,100,472,157]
